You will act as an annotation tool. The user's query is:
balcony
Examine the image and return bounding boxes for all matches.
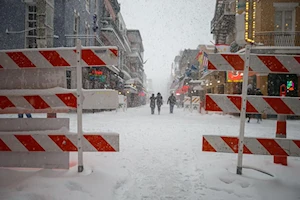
[122,64,131,74]
[255,32,300,46]
[211,1,235,34]
[128,51,144,65]
[121,64,131,80]
[131,72,143,85]
[100,18,131,52]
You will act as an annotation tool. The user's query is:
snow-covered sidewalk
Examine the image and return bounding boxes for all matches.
[0,105,300,200]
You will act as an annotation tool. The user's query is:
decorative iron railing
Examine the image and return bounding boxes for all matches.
[255,31,300,46]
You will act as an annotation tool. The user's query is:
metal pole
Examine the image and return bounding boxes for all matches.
[274,84,287,165]
[76,39,84,172]
[237,44,251,175]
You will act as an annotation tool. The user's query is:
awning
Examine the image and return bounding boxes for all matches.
[138,91,146,96]
[134,77,143,85]
[125,79,135,85]
[124,85,137,94]
[175,85,189,95]
[125,78,143,86]
[189,80,204,84]
[181,85,189,93]
[193,85,204,91]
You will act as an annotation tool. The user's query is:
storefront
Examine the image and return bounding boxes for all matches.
[84,67,123,90]
[268,74,298,97]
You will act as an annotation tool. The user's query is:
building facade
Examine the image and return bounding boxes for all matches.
[235,0,300,96]
[0,0,147,107]
[209,0,300,97]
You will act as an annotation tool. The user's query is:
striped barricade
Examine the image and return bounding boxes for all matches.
[0,132,119,169]
[118,95,127,112]
[183,96,191,111]
[208,53,300,74]
[203,48,300,173]
[0,44,120,171]
[203,135,300,157]
[0,46,118,69]
[0,88,119,114]
[192,96,200,111]
[0,133,119,152]
[205,94,300,115]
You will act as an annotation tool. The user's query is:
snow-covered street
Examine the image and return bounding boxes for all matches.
[1,105,300,200]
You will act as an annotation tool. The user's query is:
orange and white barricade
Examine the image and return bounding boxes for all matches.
[0,40,120,172]
[191,96,200,112]
[183,96,191,111]
[202,45,300,175]
[118,95,127,112]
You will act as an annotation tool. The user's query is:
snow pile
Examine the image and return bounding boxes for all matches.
[0,105,300,200]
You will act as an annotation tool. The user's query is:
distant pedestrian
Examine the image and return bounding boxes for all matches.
[167,93,177,113]
[150,94,156,114]
[18,113,32,118]
[156,92,163,115]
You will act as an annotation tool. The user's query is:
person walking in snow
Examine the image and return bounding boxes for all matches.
[167,93,177,114]
[150,94,156,114]
[156,92,163,115]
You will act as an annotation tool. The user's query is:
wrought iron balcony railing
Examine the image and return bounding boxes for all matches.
[211,2,235,33]
[255,31,300,46]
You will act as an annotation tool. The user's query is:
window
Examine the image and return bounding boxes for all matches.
[274,10,293,32]
[273,3,298,32]
[25,4,37,48]
[273,3,298,46]
[86,0,90,12]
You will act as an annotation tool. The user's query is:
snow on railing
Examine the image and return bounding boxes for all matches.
[255,31,300,46]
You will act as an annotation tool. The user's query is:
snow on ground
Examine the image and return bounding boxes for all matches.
[1,105,300,200]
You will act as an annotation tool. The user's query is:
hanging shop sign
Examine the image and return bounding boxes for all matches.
[89,69,106,82]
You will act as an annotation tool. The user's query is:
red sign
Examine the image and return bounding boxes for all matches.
[91,70,103,75]
[227,71,243,82]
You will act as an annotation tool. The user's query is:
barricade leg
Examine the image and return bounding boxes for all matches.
[274,114,287,166]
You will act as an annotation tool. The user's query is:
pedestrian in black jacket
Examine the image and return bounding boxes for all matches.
[167,93,176,114]
[156,93,163,115]
[150,94,156,114]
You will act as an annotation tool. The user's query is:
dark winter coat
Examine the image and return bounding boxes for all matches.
[150,96,156,108]
[255,90,263,96]
[247,88,255,95]
[156,95,163,107]
[167,95,176,106]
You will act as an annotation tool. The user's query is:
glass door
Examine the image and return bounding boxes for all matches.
[274,10,295,46]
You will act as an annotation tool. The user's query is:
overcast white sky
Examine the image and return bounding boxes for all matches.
[118,0,216,98]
